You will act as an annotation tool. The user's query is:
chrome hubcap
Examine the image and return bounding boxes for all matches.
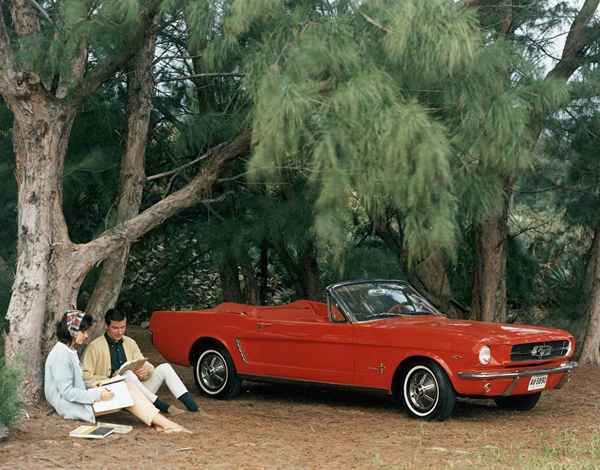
[199,352,227,392]
[407,369,438,413]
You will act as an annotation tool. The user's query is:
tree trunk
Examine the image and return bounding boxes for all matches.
[409,252,467,319]
[300,239,321,300]
[4,99,75,402]
[220,255,242,302]
[471,209,508,323]
[580,227,600,365]
[258,241,269,305]
[85,32,156,336]
[241,257,260,305]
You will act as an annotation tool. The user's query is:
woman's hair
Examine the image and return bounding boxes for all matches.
[56,313,95,344]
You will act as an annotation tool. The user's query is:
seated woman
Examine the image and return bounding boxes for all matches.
[44,310,190,433]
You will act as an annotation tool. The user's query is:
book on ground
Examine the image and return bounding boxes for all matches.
[96,422,133,434]
[70,425,114,439]
[90,378,134,415]
[113,357,147,376]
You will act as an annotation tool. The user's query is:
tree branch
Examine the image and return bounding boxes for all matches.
[360,12,391,34]
[146,144,227,181]
[66,0,162,104]
[27,0,52,24]
[157,72,245,83]
[0,5,18,98]
[79,130,251,264]
[546,0,600,82]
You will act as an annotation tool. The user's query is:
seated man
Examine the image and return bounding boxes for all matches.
[82,308,198,413]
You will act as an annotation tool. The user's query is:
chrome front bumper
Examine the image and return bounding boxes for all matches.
[457,361,578,396]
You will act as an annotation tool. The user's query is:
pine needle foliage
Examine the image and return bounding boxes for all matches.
[0,357,22,426]
[11,0,148,93]
[223,0,544,264]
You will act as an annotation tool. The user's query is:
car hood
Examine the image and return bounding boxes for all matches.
[360,315,571,345]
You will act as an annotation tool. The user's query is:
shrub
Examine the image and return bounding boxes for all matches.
[0,357,22,426]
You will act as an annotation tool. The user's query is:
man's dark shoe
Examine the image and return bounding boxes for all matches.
[178,392,199,412]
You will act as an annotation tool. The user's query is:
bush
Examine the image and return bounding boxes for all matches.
[0,357,22,426]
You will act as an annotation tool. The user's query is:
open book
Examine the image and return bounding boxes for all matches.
[90,377,134,415]
[70,424,114,439]
[112,357,147,377]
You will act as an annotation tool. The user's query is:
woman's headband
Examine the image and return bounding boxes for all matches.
[65,309,86,338]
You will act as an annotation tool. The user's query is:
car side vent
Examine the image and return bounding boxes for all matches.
[510,340,569,362]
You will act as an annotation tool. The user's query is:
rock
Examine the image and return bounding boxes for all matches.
[0,422,9,442]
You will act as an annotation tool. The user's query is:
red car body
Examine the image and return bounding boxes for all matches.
[149,280,577,420]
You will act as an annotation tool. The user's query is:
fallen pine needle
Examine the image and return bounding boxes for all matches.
[176,447,194,452]
[34,456,65,468]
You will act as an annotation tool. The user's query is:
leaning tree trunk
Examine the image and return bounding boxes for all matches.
[5,99,76,401]
[471,209,508,323]
[580,227,600,365]
[85,32,156,335]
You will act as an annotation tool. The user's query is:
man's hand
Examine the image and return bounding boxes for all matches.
[134,365,151,381]
[100,389,114,401]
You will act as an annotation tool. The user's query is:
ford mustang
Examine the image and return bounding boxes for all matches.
[149,280,577,420]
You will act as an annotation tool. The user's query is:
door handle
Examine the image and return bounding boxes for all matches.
[256,322,272,330]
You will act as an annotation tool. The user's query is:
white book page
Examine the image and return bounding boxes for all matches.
[91,380,134,414]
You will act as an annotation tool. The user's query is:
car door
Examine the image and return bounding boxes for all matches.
[238,309,354,385]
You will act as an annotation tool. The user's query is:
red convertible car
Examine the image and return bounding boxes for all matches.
[149,280,577,420]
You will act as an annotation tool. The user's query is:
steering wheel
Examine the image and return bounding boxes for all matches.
[387,304,407,314]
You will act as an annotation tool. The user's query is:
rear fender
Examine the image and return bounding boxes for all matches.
[188,336,238,367]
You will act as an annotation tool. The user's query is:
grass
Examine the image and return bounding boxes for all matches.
[455,429,600,469]
[368,429,600,469]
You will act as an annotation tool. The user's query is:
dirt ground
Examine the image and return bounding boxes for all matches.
[1,326,599,470]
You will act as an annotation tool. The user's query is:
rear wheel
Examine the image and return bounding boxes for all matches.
[194,347,241,399]
[401,360,456,421]
[494,393,541,411]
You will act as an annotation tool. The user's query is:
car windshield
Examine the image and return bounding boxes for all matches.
[330,281,440,322]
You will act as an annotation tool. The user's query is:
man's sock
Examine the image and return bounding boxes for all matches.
[153,397,170,413]
[178,392,198,412]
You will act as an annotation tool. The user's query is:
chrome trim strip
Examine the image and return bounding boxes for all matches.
[235,338,248,364]
[458,361,578,380]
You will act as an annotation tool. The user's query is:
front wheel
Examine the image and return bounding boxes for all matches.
[194,347,241,399]
[494,393,541,411]
[401,361,456,421]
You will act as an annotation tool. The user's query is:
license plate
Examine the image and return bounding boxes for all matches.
[528,374,548,391]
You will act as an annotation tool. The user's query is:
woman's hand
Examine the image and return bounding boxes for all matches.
[100,389,114,401]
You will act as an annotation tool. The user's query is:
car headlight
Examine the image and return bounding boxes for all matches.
[479,345,491,365]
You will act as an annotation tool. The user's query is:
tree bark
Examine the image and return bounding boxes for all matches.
[241,256,260,305]
[85,31,157,336]
[220,254,242,303]
[471,212,508,323]
[580,227,600,365]
[300,238,321,300]
[258,241,269,305]
[5,97,76,401]
[409,252,467,319]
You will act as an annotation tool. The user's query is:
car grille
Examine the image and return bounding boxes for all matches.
[510,340,569,362]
